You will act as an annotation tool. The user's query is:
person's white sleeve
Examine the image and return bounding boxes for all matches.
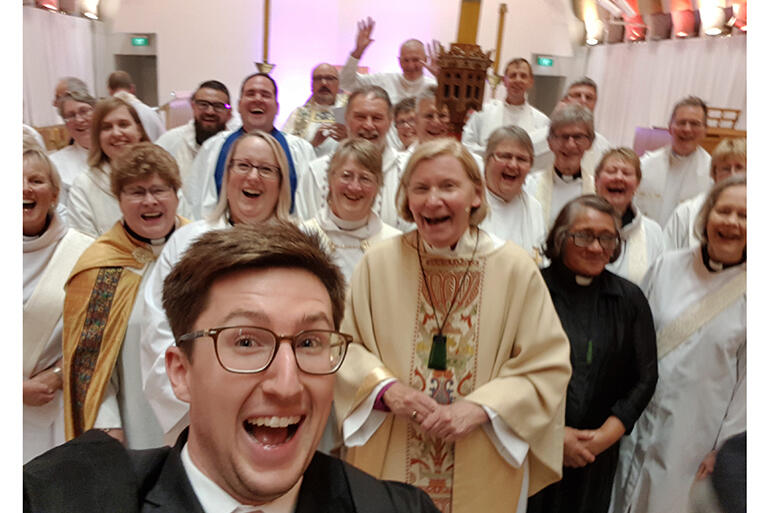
[66,179,99,238]
[200,173,219,219]
[287,135,315,181]
[662,204,690,251]
[185,136,222,220]
[480,405,529,468]
[140,238,190,434]
[461,111,485,158]
[341,378,396,447]
[715,341,746,448]
[175,189,193,220]
[93,371,122,429]
[339,55,372,92]
[295,162,323,221]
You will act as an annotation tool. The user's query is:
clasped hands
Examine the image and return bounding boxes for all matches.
[382,381,488,442]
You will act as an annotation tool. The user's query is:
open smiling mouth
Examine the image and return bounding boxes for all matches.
[244,415,303,446]
[606,185,626,194]
[141,213,163,221]
[243,189,262,199]
[501,170,520,181]
[423,215,450,225]
[23,200,36,211]
[251,108,265,115]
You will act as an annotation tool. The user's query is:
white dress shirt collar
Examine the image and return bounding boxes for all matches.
[181,442,303,513]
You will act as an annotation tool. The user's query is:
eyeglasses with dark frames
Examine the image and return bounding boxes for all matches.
[567,231,619,251]
[176,326,351,375]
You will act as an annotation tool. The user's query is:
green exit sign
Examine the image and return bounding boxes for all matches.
[131,36,149,47]
[536,56,554,67]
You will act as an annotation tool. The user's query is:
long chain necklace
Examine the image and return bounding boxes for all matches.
[416,228,480,370]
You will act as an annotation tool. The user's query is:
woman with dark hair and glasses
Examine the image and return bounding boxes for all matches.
[527,194,657,513]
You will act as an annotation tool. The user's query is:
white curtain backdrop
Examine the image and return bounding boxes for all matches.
[586,35,747,147]
[23,6,96,127]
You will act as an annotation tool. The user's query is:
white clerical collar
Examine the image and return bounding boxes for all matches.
[327,207,369,231]
[504,100,526,110]
[181,443,302,513]
[575,275,593,286]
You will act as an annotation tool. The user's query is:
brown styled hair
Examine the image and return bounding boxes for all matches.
[396,139,488,225]
[594,147,642,182]
[327,138,383,187]
[110,142,182,197]
[88,97,149,168]
[162,221,346,351]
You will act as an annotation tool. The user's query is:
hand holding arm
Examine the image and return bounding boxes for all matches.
[420,400,489,442]
[23,379,56,406]
[382,381,439,421]
[583,415,626,457]
[351,17,375,59]
[563,427,596,468]
[695,450,717,480]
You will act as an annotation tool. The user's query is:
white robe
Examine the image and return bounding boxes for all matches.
[189,129,315,220]
[606,205,664,285]
[66,165,122,238]
[155,121,200,189]
[611,248,746,513]
[113,91,166,142]
[295,146,406,229]
[662,192,705,251]
[339,55,436,105]
[524,166,596,227]
[300,206,401,283]
[140,216,229,443]
[49,143,89,207]
[635,145,712,227]
[479,189,545,260]
[462,99,550,158]
[23,213,93,462]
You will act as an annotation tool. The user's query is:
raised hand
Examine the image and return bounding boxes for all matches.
[352,17,376,59]
[424,39,442,77]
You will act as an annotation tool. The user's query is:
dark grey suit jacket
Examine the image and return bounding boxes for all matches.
[24,429,439,513]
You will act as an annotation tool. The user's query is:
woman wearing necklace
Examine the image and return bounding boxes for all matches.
[23,146,93,463]
[302,138,400,282]
[526,195,657,513]
[335,139,571,513]
[140,131,294,444]
[612,175,746,513]
[62,143,187,449]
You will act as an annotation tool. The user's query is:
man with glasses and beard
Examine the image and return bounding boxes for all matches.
[156,80,235,191]
[283,63,348,158]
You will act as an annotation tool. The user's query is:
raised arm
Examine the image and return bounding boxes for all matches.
[340,18,378,92]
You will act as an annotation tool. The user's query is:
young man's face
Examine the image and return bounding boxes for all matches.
[166,267,335,505]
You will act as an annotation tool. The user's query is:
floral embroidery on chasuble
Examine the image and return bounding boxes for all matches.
[407,254,484,513]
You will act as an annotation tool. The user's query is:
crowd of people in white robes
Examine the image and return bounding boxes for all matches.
[23,16,746,513]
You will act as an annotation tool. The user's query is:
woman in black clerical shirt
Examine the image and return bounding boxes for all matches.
[527,195,657,513]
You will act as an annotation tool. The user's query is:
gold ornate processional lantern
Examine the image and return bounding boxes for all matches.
[435,43,493,136]
[436,1,507,136]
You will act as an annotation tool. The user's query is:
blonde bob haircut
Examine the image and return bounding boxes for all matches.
[88,97,149,168]
[710,138,746,180]
[396,139,488,225]
[110,142,182,197]
[594,147,642,182]
[327,138,383,187]
[23,147,62,210]
[694,174,746,245]
[208,130,292,223]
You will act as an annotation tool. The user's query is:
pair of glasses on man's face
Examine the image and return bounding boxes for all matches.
[567,231,619,251]
[192,99,231,113]
[176,326,352,375]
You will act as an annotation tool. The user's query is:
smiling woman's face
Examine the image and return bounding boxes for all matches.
[23,158,57,236]
[226,137,281,225]
[328,156,379,222]
[99,105,143,161]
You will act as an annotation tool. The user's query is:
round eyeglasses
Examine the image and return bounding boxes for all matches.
[176,326,352,375]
